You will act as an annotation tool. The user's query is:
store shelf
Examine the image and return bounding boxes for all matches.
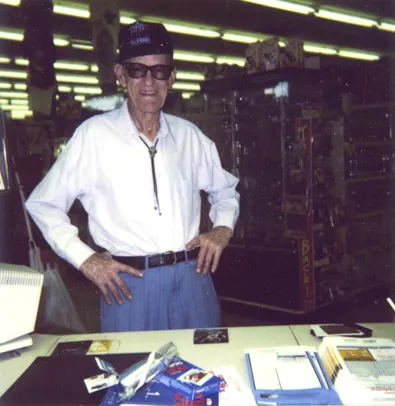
[346,175,395,184]
[228,243,295,254]
[347,141,394,147]
[354,209,394,219]
[315,282,388,310]
[350,244,393,256]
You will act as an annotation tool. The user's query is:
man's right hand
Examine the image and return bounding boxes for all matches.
[79,252,143,305]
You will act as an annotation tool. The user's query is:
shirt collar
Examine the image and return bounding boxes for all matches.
[117,100,175,143]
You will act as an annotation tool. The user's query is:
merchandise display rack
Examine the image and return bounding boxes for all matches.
[182,68,394,313]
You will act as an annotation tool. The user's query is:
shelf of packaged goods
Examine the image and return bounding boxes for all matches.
[349,103,395,112]
[349,244,393,256]
[353,209,394,219]
[346,141,394,147]
[228,243,296,253]
[346,175,395,184]
[315,281,389,310]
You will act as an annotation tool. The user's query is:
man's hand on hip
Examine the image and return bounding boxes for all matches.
[79,252,143,305]
[186,226,232,275]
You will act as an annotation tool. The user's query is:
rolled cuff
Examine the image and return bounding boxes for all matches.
[65,238,96,270]
[212,210,237,234]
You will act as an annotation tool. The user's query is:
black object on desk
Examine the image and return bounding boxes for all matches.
[0,353,149,405]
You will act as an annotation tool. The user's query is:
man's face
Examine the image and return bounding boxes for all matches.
[114,54,176,115]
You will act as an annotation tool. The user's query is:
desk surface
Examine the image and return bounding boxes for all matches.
[2,323,395,403]
[56,325,298,388]
[290,323,395,347]
[0,334,60,397]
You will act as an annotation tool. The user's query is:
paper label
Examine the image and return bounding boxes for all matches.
[84,373,119,393]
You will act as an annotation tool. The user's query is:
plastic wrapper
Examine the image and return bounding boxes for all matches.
[94,341,178,403]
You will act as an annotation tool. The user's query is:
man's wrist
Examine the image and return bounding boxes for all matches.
[212,225,232,238]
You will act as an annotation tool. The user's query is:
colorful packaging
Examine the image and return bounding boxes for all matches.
[157,357,225,400]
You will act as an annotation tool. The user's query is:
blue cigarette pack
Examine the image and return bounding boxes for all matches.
[157,357,225,400]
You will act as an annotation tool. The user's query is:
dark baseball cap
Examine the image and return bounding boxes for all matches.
[118,21,174,62]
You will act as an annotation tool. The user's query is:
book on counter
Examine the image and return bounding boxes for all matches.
[318,336,395,405]
[245,345,342,405]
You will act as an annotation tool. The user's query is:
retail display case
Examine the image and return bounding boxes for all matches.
[183,68,394,313]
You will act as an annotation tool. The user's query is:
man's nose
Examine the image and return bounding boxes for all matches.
[143,70,154,85]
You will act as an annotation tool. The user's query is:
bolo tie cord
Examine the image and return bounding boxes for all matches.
[139,137,162,216]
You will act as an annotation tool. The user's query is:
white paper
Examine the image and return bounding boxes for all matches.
[212,365,256,406]
[246,347,322,391]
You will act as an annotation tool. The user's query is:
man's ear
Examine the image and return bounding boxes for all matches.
[168,67,176,89]
[114,64,127,88]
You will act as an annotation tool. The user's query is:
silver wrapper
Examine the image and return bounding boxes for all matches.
[118,341,178,402]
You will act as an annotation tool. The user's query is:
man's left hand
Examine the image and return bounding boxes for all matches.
[186,226,232,274]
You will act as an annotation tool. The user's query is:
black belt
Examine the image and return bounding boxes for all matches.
[113,247,199,270]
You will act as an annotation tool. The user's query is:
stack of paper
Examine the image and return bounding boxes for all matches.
[245,346,341,405]
[318,336,395,405]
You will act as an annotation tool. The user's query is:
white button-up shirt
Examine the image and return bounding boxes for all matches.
[26,101,240,269]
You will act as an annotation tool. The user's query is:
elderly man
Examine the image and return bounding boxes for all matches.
[26,21,240,332]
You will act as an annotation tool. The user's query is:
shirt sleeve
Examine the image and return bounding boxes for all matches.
[25,123,95,270]
[197,136,240,232]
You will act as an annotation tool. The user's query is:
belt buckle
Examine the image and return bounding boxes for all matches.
[164,251,177,266]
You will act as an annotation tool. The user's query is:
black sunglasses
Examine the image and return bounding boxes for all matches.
[122,63,174,80]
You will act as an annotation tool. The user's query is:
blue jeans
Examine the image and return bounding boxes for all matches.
[100,259,220,332]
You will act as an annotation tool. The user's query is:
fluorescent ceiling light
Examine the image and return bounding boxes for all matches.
[72,43,94,51]
[222,33,259,44]
[56,74,99,84]
[0,82,11,89]
[15,58,29,66]
[338,50,380,61]
[74,86,102,94]
[11,99,28,105]
[174,52,214,63]
[54,61,89,71]
[0,57,11,64]
[278,41,286,47]
[164,23,220,38]
[75,95,85,101]
[216,57,245,67]
[1,104,30,111]
[315,9,377,27]
[182,92,194,99]
[53,36,70,47]
[53,4,90,19]
[58,85,72,92]
[120,14,136,25]
[91,64,99,72]
[379,22,395,33]
[14,83,27,90]
[176,71,205,81]
[0,0,20,5]
[0,99,8,104]
[11,110,32,119]
[304,44,337,55]
[173,82,200,91]
[0,29,23,42]
[0,70,27,79]
[0,91,28,98]
[242,0,314,15]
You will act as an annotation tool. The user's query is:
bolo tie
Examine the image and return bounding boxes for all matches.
[139,137,162,216]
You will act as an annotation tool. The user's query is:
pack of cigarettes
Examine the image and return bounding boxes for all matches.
[157,357,225,400]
